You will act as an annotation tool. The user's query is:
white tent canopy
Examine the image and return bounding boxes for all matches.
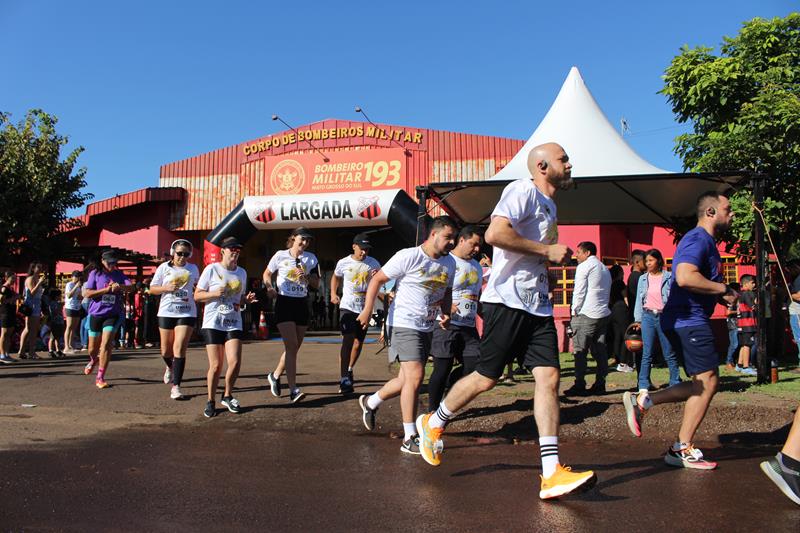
[490,66,670,181]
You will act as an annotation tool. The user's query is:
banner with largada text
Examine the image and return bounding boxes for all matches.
[243,189,403,229]
[264,148,407,196]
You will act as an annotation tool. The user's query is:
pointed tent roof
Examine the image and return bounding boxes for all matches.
[490,66,669,180]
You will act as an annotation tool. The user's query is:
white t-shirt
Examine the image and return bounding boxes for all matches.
[267,250,319,298]
[481,178,558,317]
[571,255,612,319]
[383,246,456,332]
[64,281,83,310]
[151,261,200,318]
[334,255,382,314]
[197,263,247,331]
[450,255,483,328]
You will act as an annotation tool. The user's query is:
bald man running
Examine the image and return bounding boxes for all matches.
[416,143,597,500]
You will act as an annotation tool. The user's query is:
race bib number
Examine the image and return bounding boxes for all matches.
[217,303,234,315]
[101,294,116,305]
[174,289,189,300]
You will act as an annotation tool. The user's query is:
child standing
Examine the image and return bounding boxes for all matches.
[736,275,757,376]
[47,289,66,357]
[725,282,740,370]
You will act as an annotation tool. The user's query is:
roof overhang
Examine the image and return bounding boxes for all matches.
[423,172,752,226]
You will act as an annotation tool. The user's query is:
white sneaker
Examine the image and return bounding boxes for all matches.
[163,367,172,384]
[170,385,184,400]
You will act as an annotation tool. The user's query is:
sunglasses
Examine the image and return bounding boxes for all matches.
[175,251,191,257]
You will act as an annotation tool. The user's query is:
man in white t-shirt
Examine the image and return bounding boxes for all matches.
[356,216,457,455]
[564,241,612,396]
[416,143,597,500]
[331,232,381,394]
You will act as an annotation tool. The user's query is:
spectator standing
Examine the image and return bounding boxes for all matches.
[63,270,83,354]
[787,260,800,370]
[0,271,18,363]
[724,282,740,370]
[633,249,681,391]
[735,274,758,376]
[17,262,47,359]
[608,264,632,372]
[564,241,612,395]
[46,288,65,357]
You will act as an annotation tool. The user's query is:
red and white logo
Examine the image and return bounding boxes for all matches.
[357,196,381,220]
[255,202,276,223]
[270,160,305,195]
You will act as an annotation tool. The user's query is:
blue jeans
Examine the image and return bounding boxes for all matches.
[80,316,89,348]
[790,314,800,365]
[726,328,738,365]
[639,311,681,390]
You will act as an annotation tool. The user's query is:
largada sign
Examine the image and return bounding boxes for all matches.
[264,148,408,196]
[243,189,402,229]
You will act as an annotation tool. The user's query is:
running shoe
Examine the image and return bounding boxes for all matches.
[416,413,444,467]
[289,389,305,404]
[359,394,377,430]
[203,400,216,418]
[221,396,242,414]
[49,350,57,358]
[163,367,172,384]
[760,453,800,506]
[84,359,98,375]
[539,464,597,500]
[0,354,16,364]
[95,379,109,389]
[170,385,184,400]
[742,367,757,376]
[622,391,645,437]
[267,370,281,397]
[616,363,634,373]
[562,383,587,396]
[400,435,421,455]
[664,444,717,470]
[339,376,354,395]
[57,350,65,358]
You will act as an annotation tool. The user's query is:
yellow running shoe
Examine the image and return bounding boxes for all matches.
[95,379,109,389]
[539,464,596,500]
[416,413,444,466]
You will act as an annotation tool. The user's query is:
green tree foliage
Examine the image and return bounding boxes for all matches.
[0,109,93,265]
[661,14,800,259]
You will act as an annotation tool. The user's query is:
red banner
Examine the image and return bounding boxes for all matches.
[264,148,407,195]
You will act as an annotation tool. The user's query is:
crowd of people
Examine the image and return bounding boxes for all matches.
[1,142,799,505]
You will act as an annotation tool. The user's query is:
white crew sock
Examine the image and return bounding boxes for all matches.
[367,392,383,410]
[539,436,559,478]
[429,400,454,429]
[403,422,417,441]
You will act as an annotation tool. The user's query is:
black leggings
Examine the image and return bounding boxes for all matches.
[427,356,478,412]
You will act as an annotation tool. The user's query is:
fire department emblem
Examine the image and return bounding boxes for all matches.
[255,201,276,223]
[270,160,305,195]
[357,196,381,220]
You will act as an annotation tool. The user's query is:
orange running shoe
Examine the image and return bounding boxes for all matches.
[539,464,596,500]
[416,413,444,466]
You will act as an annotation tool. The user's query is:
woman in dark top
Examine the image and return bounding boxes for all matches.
[608,264,632,372]
[0,271,18,363]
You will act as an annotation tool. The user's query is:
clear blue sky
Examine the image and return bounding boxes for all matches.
[1,1,794,212]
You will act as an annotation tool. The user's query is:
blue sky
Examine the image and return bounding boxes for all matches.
[1,1,794,211]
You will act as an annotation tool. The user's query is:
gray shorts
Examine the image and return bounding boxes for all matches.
[388,326,432,363]
[571,314,609,354]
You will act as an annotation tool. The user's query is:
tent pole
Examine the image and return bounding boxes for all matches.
[753,174,769,383]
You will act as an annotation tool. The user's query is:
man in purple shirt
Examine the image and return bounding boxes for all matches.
[622,191,737,470]
[83,250,134,388]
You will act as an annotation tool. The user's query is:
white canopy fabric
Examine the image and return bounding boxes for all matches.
[490,66,670,181]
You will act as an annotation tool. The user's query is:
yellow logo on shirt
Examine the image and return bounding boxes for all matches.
[419,266,450,292]
[171,271,190,288]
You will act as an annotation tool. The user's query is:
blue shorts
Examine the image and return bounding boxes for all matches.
[664,324,718,377]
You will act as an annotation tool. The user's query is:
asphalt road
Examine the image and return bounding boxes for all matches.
[1,340,798,531]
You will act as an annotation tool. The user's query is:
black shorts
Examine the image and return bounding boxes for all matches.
[158,316,197,330]
[50,323,66,338]
[275,295,309,326]
[65,308,83,318]
[665,323,719,377]
[476,303,559,380]
[431,325,481,360]
[89,314,121,334]
[201,328,244,345]
[0,312,14,328]
[340,311,368,340]
[737,331,756,349]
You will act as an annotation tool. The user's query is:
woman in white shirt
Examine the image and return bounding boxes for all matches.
[263,227,320,403]
[149,240,200,400]
[63,270,83,354]
[195,237,257,418]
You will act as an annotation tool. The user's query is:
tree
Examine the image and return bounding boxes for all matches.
[661,14,800,259]
[0,109,93,266]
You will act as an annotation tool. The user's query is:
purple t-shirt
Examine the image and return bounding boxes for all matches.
[661,227,722,330]
[85,269,131,318]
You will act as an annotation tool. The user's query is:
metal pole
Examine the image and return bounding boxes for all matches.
[753,174,769,383]
[416,186,429,246]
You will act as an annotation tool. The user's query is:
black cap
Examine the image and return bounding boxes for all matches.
[353,232,372,249]
[101,250,119,262]
[291,227,314,239]
[220,236,243,249]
